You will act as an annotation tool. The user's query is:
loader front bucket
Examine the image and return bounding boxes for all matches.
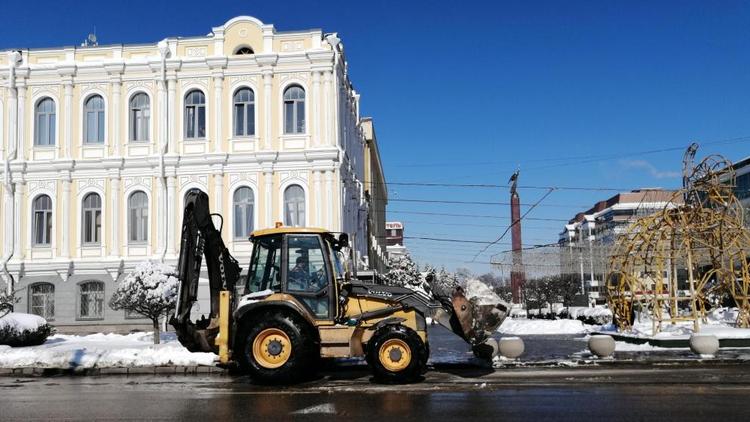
[441,286,508,346]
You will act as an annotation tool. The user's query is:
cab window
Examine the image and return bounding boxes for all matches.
[287,235,330,318]
[247,235,282,293]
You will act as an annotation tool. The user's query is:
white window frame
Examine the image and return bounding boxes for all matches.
[129,92,151,142]
[83,94,106,144]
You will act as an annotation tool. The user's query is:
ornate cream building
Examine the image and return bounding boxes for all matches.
[0,16,385,331]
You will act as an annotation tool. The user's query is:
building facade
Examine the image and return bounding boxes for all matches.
[0,16,383,331]
[361,118,388,273]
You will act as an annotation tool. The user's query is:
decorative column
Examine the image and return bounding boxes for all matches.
[325,170,334,230]
[312,71,321,147]
[323,71,332,146]
[313,171,322,226]
[3,188,14,263]
[167,77,177,155]
[262,70,273,150]
[60,176,71,258]
[63,81,73,158]
[166,174,177,255]
[214,172,224,222]
[110,176,120,257]
[111,79,122,156]
[213,75,224,153]
[16,85,26,161]
[264,170,273,228]
[13,182,24,259]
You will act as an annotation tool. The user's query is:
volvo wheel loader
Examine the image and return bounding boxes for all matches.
[171,191,508,383]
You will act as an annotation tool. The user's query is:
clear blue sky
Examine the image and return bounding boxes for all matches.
[4,0,750,273]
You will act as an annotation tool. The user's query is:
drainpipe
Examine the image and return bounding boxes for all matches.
[2,51,22,295]
[157,41,169,261]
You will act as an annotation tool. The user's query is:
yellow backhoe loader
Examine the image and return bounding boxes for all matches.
[171,191,507,383]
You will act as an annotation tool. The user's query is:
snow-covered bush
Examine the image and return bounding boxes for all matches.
[0,312,53,347]
[109,261,180,344]
[383,254,421,288]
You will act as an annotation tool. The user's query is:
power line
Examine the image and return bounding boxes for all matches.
[383,209,570,221]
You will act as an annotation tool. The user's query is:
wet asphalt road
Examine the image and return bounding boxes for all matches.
[2,365,750,421]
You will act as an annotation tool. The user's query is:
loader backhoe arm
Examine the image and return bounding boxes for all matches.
[170,190,241,353]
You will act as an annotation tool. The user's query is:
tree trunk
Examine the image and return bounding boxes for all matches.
[152,318,161,345]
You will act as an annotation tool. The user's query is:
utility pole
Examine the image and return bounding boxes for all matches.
[509,170,525,304]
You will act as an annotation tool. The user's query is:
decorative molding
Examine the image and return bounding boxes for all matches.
[279,170,308,183]
[238,29,249,38]
[229,172,258,187]
[125,80,155,90]
[123,176,153,190]
[185,47,207,58]
[80,82,108,93]
[278,72,309,83]
[27,180,57,195]
[76,178,105,192]
[181,77,209,89]
[281,40,304,53]
[229,74,259,85]
[179,175,208,189]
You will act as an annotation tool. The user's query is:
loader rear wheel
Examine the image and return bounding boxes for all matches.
[235,310,318,384]
[367,325,427,383]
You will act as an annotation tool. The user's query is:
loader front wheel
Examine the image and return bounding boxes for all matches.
[367,325,427,383]
[235,310,318,384]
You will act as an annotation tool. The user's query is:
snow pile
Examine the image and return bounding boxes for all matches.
[626,308,750,339]
[464,279,503,306]
[0,331,216,369]
[498,318,595,335]
[0,312,53,347]
[561,306,613,325]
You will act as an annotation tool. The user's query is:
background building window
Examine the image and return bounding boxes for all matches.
[284,185,305,227]
[129,93,150,142]
[84,95,105,144]
[128,191,148,243]
[283,86,305,134]
[233,88,255,137]
[184,90,206,139]
[29,283,55,320]
[78,281,104,320]
[234,46,254,55]
[82,193,102,245]
[32,195,53,246]
[34,98,56,146]
[233,187,255,239]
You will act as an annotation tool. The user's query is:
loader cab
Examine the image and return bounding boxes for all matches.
[246,228,342,320]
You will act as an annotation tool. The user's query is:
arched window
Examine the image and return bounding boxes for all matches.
[29,283,55,320]
[233,88,255,137]
[283,185,305,227]
[129,93,150,142]
[235,46,254,55]
[34,98,56,146]
[233,187,255,239]
[283,86,305,134]
[128,191,148,243]
[82,193,102,245]
[32,195,53,246]
[78,281,104,320]
[184,90,206,139]
[84,95,105,144]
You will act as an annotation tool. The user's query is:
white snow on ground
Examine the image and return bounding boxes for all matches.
[498,318,599,335]
[0,332,216,369]
[625,307,750,339]
[0,312,47,331]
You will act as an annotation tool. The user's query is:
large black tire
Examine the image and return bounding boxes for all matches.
[367,325,428,383]
[234,309,319,384]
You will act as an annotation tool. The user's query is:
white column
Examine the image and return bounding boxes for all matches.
[167,78,177,154]
[112,80,121,156]
[323,71,332,147]
[60,178,71,258]
[312,71,321,147]
[13,182,23,259]
[213,76,224,153]
[63,81,73,158]
[325,170,334,230]
[214,173,224,222]
[110,176,120,257]
[166,175,176,255]
[264,171,273,228]
[3,188,14,262]
[262,70,273,150]
[157,179,166,255]
[313,171,322,226]
[17,86,26,161]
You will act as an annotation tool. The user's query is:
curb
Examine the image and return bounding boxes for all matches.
[0,365,227,377]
